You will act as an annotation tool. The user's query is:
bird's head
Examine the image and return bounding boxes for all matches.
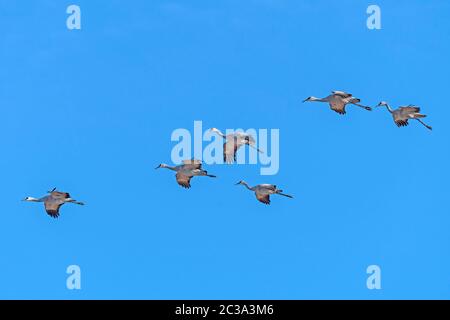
[245,135,255,144]
[235,180,245,186]
[302,96,313,102]
[155,163,167,169]
[47,187,56,193]
[376,101,388,107]
[22,196,38,202]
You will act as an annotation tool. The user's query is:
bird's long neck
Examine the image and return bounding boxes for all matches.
[26,197,42,202]
[212,129,226,138]
[384,104,394,113]
[164,165,177,171]
[311,96,328,102]
[241,182,253,191]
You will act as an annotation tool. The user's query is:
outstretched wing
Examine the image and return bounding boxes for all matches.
[259,184,277,191]
[329,100,346,115]
[50,191,70,200]
[224,140,238,164]
[399,105,420,113]
[395,119,409,127]
[256,193,271,205]
[44,201,64,218]
[176,172,192,189]
[332,90,352,98]
[182,159,202,170]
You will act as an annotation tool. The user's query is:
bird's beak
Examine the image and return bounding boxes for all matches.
[302,98,308,103]
[155,165,161,169]
[235,182,241,185]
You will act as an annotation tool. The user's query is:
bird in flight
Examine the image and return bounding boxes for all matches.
[155,159,217,189]
[235,180,293,205]
[23,188,85,218]
[210,128,263,164]
[376,101,432,131]
[303,90,372,115]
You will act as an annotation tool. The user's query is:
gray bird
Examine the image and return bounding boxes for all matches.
[156,159,217,189]
[376,101,432,130]
[303,90,372,115]
[23,188,85,218]
[235,180,293,205]
[210,128,263,163]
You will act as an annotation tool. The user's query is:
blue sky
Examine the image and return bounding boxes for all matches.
[0,0,449,299]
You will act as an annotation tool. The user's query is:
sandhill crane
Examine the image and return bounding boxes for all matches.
[303,90,372,115]
[22,188,84,218]
[235,180,293,205]
[376,101,432,131]
[155,159,216,189]
[210,128,263,164]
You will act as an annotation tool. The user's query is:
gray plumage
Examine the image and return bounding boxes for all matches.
[23,188,85,218]
[156,159,217,189]
[235,180,293,205]
[210,128,263,164]
[376,101,432,130]
[303,90,372,115]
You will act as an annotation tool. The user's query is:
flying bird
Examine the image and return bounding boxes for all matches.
[235,180,293,205]
[23,188,85,218]
[155,159,217,189]
[376,101,432,131]
[210,128,263,164]
[303,90,372,115]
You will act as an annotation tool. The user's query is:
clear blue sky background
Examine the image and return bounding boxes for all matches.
[0,0,449,299]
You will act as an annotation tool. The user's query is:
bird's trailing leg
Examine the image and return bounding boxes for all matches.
[48,187,56,193]
[416,119,432,131]
[352,103,372,111]
[249,144,264,153]
[276,191,293,198]
[67,199,85,205]
[201,170,217,178]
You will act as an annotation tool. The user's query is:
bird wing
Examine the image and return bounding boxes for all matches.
[182,159,202,170]
[392,111,409,127]
[395,119,409,127]
[44,200,64,218]
[399,106,420,113]
[176,172,192,189]
[256,193,271,205]
[329,99,347,115]
[332,90,352,98]
[223,140,239,164]
[259,184,277,191]
[393,109,410,127]
[50,191,70,199]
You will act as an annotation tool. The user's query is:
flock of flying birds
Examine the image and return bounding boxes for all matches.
[23,90,432,218]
